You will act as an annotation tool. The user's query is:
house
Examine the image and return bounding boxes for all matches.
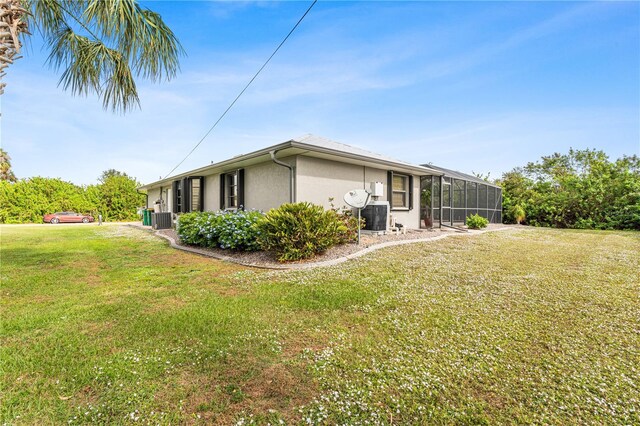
[138,135,502,229]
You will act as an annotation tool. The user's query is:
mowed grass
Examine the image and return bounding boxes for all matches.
[1,225,638,425]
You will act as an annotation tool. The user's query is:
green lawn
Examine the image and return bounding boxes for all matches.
[1,225,638,425]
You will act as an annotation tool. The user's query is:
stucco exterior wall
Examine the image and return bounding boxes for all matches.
[244,158,293,212]
[155,158,294,213]
[295,156,422,229]
[145,155,422,228]
[146,188,161,209]
[204,174,219,212]
[146,187,173,212]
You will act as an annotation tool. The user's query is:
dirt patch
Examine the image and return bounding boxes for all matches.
[156,354,318,425]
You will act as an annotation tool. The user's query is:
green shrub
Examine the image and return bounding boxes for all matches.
[256,202,350,262]
[466,213,489,229]
[217,210,263,250]
[176,212,217,247]
[328,198,363,244]
[509,204,526,225]
[176,210,263,251]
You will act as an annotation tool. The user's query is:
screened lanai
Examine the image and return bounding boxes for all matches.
[420,165,502,228]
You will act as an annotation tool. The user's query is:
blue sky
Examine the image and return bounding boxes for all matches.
[2,0,639,185]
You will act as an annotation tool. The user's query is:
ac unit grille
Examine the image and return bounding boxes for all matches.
[361,204,388,231]
[152,212,173,230]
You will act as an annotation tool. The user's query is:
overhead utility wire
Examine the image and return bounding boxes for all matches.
[163,0,318,179]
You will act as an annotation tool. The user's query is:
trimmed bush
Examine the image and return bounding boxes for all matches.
[466,213,489,229]
[177,210,263,251]
[256,202,351,262]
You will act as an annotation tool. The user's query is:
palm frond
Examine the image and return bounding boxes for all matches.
[25,0,183,113]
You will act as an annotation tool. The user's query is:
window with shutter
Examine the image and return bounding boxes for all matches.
[172,177,204,213]
[388,172,411,209]
[220,169,244,210]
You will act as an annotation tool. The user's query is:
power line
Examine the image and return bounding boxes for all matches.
[162,0,318,179]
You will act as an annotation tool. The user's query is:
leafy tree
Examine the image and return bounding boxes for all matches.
[0,149,17,182]
[2,0,183,113]
[95,173,145,221]
[498,149,640,230]
[98,168,130,183]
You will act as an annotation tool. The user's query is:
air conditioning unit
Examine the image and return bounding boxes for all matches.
[151,212,172,230]
[361,201,389,232]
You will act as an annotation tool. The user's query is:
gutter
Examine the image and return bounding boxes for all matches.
[270,149,295,203]
[137,189,148,208]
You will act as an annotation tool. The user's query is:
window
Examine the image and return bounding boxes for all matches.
[173,179,183,213]
[191,178,202,212]
[225,172,238,209]
[220,169,244,210]
[172,177,204,213]
[388,171,412,210]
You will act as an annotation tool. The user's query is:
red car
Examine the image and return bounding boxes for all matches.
[43,212,94,224]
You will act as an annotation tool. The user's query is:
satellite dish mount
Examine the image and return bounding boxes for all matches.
[343,189,371,244]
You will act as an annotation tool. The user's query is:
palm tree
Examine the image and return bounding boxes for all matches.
[0,148,17,182]
[0,0,183,113]
[0,0,28,95]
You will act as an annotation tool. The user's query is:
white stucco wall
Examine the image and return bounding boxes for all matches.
[146,188,161,208]
[156,158,294,213]
[244,159,292,212]
[295,156,422,229]
[145,187,173,212]
[145,155,422,228]
[204,175,219,212]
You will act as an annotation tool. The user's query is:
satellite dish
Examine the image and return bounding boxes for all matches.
[344,189,371,245]
[343,189,370,209]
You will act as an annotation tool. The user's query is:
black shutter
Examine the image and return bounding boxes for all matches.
[199,177,205,212]
[219,174,225,210]
[408,175,414,210]
[237,169,245,209]
[387,171,393,207]
[181,177,190,213]
[172,180,179,213]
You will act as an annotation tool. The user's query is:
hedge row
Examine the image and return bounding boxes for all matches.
[177,202,361,262]
[0,173,145,223]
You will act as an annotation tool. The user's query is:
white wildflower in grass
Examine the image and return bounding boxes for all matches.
[3,227,638,424]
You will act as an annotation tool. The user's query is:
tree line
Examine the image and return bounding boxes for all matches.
[499,149,640,230]
[0,169,145,224]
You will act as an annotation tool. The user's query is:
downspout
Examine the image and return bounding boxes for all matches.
[270,150,295,203]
